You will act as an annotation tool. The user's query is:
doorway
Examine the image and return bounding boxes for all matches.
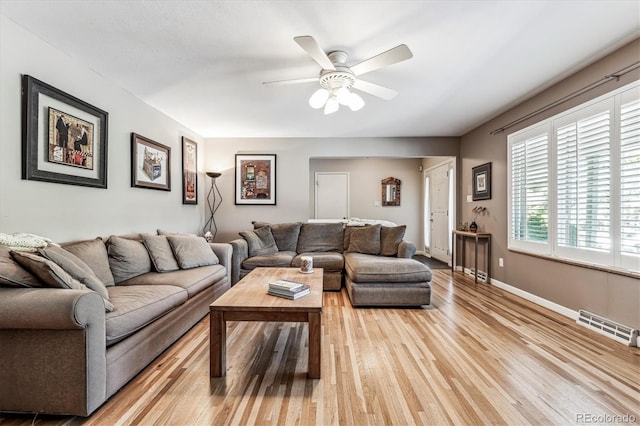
[424,161,454,264]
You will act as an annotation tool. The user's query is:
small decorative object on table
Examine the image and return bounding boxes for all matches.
[300,256,313,273]
[470,206,487,233]
[268,279,311,300]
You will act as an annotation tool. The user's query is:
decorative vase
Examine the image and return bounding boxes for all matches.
[469,221,478,233]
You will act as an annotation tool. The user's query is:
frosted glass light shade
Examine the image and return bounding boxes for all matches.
[324,96,339,115]
[309,88,330,109]
[347,92,365,111]
[335,87,351,105]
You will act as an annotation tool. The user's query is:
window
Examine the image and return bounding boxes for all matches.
[508,82,640,273]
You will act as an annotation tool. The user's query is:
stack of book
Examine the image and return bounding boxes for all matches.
[268,279,311,300]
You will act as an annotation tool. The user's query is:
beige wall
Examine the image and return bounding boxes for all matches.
[459,38,640,328]
[0,16,205,241]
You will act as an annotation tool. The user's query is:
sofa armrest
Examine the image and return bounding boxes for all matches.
[209,242,232,285]
[0,287,107,416]
[228,238,248,285]
[398,240,417,258]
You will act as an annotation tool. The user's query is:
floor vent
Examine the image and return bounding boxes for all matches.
[576,310,638,346]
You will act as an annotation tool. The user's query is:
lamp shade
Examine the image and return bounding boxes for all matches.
[206,171,222,178]
[347,92,365,111]
[309,88,330,109]
[324,96,339,115]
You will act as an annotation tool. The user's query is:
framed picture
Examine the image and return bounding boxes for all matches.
[235,154,276,205]
[131,133,171,191]
[22,75,108,188]
[182,137,198,204]
[472,162,492,201]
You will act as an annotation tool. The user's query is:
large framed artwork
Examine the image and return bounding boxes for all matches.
[235,154,276,205]
[182,137,198,204]
[472,162,492,201]
[131,133,171,191]
[21,74,108,188]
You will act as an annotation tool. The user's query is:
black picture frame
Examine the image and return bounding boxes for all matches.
[131,133,171,191]
[182,137,198,204]
[21,75,108,188]
[235,154,276,205]
[472,162,492,201]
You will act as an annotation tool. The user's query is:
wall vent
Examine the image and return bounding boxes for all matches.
[576,310,638,346]
[467,268,487,283]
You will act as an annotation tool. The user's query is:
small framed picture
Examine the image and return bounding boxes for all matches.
[131,133,171,191]
[182,137,197,204]
[235,154,276,205]
[472,162,491,201]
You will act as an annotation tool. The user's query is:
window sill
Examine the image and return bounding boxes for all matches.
[508,248,640,279]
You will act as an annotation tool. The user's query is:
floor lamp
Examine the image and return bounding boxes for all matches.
[203,171,222,241]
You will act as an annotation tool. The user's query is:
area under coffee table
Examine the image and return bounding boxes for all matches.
[209,267,323,379]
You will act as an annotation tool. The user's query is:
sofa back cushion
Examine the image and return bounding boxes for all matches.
[141,234,180,272]
[62,238,116,287]
[107,236,153,284]
[166,235,219,269]
[380,225,407,256]
[240,226,278,257]
[346,224,381,255]
[296,223,344,253]
[252,221,302,252]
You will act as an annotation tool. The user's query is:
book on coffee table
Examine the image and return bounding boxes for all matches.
[269,279,305,291]
[268,284,311,300]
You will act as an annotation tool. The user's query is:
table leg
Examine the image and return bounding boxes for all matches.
[210,310,226,377]
[308,312,321,379]
[474,236,479,283]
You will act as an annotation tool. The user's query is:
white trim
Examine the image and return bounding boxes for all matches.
[489,277,579,320]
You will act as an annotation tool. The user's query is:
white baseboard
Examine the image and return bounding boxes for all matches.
[416,250,428,256]
[489,277,579,320]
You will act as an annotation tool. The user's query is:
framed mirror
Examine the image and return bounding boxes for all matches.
[381,177,401,206]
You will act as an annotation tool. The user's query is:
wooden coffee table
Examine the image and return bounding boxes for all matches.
[209,267,323,379]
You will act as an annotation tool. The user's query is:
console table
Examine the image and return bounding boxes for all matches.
[451,231,491,283]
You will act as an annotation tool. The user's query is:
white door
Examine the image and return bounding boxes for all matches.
[430,164,450,262]
[315,172,349,220]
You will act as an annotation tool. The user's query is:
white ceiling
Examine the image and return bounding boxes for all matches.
[2,1,639,138]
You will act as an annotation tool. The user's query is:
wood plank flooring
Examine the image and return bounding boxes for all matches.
[1,270,638,425]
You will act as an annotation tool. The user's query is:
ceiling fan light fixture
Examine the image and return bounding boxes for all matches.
[335,87,351,105]
[347,92,365,111]
[324,96,339,115]
[309,88,329,109]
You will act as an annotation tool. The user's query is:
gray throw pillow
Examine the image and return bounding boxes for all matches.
[296,223,344,253]
[347,224,381,255]
[380,225,407,256]
[107,236,152,284]
[0,246,41,287]
[252,221,302,252]
[166,235,219,269]
[39,245,113,312]
[240,226,279,257]
[141,234,180,272]
[11,251,87,290]
[62,238,115,287]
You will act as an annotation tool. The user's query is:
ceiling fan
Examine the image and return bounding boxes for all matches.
[263,36,413,115]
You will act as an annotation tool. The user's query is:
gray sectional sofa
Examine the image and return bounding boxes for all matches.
[229,221,432,306]
[0,232,232,416]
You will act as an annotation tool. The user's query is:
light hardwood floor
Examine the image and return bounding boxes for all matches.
[1,270,638,425]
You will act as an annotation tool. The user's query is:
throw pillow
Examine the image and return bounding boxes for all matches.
[240,226,278,257]
[11,251,87,290]
[141,234,180,272]
[252,221,302,252]
[380,225,407,256]
[0,246,42,287]
[38,245,113,311]
[107,236,153,284]
[62,238,115,287]
[166,235,219,269]
[296,223,344,253]
[347,224,381,255]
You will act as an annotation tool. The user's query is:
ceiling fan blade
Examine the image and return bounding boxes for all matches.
[352,80,398,100]
[262,77,318,86]
[294,36,336,71]
[350,44,413,76]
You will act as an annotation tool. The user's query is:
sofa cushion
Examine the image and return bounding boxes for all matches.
[141,234,180,272]
[117,264,226,297]
[107,236,152,284]
[296,223,344,253]
[105,284,188,345]
[167,235,219,269]
[344,252,432,283]
[380,225,407,256]
[62,238,115,287]
[38,245,113,312]
[253,221,302,252]
[242,251,296,270]
[0,246,41,287]
[293,252,344,271]
[239,226,278,257]
[10,251,87,291]
[346,224,381,255]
